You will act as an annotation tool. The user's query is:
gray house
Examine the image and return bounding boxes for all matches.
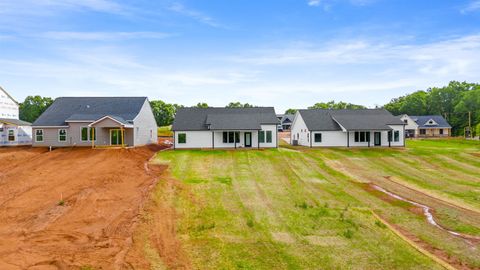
[172,107,278,149]
[32,97,157,148]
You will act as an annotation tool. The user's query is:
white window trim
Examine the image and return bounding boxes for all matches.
[58,129,67,142]
[35,129,44,142]
[80,126,89,142]
[8,129,15,142]
[80,127,97,142]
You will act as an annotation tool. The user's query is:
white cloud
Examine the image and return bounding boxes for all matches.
[308,0,321,6]
[461,1,480,13]
[39,31,172,41]
[0,0,127,16]
[168,2,221,28]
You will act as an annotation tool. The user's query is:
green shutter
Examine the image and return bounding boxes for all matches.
[235,132,240,143]
[259,131,265,143]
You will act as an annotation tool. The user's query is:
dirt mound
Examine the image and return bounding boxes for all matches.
[0,145,175,269]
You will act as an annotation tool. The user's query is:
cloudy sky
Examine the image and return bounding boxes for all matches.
[1,0,480,113]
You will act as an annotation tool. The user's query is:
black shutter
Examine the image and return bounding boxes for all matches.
[223,132,227,143]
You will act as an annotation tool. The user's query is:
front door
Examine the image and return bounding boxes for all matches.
[374,132,381,146]
[244,132,252,147]
[110,129,124,145]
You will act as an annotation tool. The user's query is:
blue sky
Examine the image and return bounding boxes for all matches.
[1,0,480,113]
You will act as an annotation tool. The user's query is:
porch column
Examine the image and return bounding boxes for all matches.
[310,131,312,148]
[173,131,176,149]
[368,131,370,147]
[347,131,350,147]
[212,131,214,149]
[121,126,125,148]
[258,130,260,149]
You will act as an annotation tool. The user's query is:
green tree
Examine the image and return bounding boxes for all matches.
[226,102,255,108]
[150,100,182,126]
[285,108,297,114]
[308,101,366,110]
[19,96,53,123]
[196,102,209,108]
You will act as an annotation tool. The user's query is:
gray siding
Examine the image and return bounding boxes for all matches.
[132,99,157,146]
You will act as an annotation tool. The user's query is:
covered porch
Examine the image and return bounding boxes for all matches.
[345,129,396,147]
[211,130,261,149]
[89,116,134,148]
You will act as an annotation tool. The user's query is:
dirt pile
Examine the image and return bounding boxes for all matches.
[0,146,171,269]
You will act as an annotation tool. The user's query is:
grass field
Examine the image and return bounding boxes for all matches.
[149,139,480,269]
[158,125,173,137]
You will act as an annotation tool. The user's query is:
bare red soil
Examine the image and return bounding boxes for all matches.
[0,145,172,269]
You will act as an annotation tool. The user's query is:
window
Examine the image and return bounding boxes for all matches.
[259,131,265,143]
[8,130,14,141]
[58,129,67,142]
[354,131,369,142]
[314,133,322,143]
[81,127,89,141]
[223,132,228,143]
[35,129,44,142]
[266,130,272,143]
[439,129,444,135]
[420,129,426,135]
[404,119,408,124]
[223,132,239,143]
[178,133,186,144]
[394,131,400,142]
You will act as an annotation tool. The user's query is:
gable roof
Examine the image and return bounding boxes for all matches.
[172,107,278,131]
[410,115,451,128]
[0,86,19,105]
[298,109,404,131]
[32,97,147,126]
[278,114,294,124]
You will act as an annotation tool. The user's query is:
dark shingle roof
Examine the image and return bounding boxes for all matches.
[410,115,451,128]
[33,97,147,126]
[0,118,31,126]
[279,114,294,124]
[298,109,404,131]
[172,107,278,131]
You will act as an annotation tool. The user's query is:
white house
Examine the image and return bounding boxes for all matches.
[0,86,32,146]
[291,109,405,147]
[399,114,451,138]
[172,107,278,149]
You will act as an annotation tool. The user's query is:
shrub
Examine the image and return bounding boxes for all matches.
[246,218,254,228]
[58,200,65,206]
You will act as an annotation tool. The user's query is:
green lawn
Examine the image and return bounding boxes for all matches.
[158,125,173,137]
[148,139,480,269]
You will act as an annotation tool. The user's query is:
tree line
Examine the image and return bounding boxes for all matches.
[18,81,480,135]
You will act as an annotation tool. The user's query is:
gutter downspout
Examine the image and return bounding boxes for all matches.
[173,131,176,150]
[235,132,237,149]
[212,131,214,149]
